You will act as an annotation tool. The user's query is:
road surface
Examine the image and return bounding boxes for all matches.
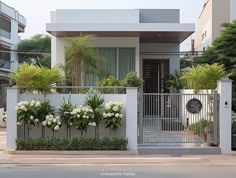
[0,164,236,178]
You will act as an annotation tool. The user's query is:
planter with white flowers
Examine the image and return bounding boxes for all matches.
[103,102,124,134]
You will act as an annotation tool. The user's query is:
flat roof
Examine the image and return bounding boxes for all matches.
[46,23,194,43]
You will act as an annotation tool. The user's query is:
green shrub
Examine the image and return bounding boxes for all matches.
[16,137,128,150]
[189,119,208,138]
[121,72,143,87]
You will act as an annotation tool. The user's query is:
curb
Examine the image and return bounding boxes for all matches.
[4,150,138,155]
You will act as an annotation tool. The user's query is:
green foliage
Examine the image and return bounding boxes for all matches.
[166,70,185,90]
[181,64,227,90]
[37,100,54,123]
[103,102,124,132]
[85,90,104,122]
[96,76,121,93]
[193,21,236,71]
[121,72,143,87]
[65,34,102,87]
[70,106,94,134]
[16,100,42,127]
[9,63,65,94]
[16,137,128,150]
[58,98,75,127]
[17,34,51,68]
[96,75,120,87]
[189,119,208,139]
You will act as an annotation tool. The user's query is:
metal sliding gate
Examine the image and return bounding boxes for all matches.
[138,91,219,145]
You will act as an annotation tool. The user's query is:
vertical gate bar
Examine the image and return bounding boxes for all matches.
[213,90,218,145]
[139,90,144,145]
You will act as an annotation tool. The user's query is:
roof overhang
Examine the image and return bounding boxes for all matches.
[46,23,195,43]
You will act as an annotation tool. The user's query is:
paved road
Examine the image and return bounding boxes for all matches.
[0,164,236,178]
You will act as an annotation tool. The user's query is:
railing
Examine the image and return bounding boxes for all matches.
[17,86,127,95]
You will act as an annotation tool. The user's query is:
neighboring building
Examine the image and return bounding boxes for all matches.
[0,1,26,108]
[47,9,194,93]
[195,0,236,51]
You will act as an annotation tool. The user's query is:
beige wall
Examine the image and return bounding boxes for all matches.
[195,0,230,51]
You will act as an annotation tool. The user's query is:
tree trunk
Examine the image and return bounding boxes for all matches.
[72,57,81,93]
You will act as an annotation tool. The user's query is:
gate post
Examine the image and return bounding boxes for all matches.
[126,87,138,150]
[6,87,19,150]
[217,79,232,154]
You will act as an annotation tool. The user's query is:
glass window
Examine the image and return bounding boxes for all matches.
[118,48,135,79]
[83,48,135,86]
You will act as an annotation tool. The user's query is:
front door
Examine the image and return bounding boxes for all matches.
[143,59,169,93]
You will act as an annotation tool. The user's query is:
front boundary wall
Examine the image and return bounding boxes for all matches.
[6,88,138,151]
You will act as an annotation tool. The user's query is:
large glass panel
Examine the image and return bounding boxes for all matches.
[118,48,135,79]
[83,48,117,86]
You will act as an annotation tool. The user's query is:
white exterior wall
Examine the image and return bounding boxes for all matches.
[140,43,180,75]
[51,37,140,75]
[7,88,138,150]
[53,9,139,23]
[17,94,126,139]
[201,19,212,50]
[230,0,236,22]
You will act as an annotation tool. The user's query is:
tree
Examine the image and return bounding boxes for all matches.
[65,34,101,91]
[193,21,236,70]
[17,34,51,68]
[193,21,236,110]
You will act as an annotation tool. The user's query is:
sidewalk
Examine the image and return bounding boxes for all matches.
[1,151,236,165]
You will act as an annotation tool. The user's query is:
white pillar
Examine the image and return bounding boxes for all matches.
[6,87,18,150]
[126,88,138,150]
[217,79,232,154]
[51,37,66,68]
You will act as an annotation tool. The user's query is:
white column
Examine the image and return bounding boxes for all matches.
[126,88,138,150]
[217,79,232,154]
[51,37,66,67]
[6,87,19,150]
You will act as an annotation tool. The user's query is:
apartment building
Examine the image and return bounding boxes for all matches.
[195,0,236,51]
[0,1,26,108]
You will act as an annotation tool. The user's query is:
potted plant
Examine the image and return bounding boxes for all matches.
[232,112,236,150]
[121,72,143,87]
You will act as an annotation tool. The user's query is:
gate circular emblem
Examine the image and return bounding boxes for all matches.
[186,98,202,114]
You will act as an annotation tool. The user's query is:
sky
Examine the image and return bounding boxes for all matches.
[2,0,207,50]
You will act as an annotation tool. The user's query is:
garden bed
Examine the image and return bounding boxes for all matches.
[16,137,128,150]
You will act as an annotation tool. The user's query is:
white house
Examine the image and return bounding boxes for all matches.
[0,1,26,108]
[46,9,194,93]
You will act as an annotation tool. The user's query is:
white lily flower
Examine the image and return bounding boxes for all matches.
[54,125,60,131]
[42,121,47,126]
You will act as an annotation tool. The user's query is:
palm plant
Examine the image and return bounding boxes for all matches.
[65,34,101,92]
[9,64,65,94]
[181,64,227,91]
[85,89,104,138]
[166,70,184,92]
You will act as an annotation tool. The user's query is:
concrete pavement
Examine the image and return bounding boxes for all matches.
[1,151,236,165]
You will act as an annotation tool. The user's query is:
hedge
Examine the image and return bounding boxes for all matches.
[16,137,128,150]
